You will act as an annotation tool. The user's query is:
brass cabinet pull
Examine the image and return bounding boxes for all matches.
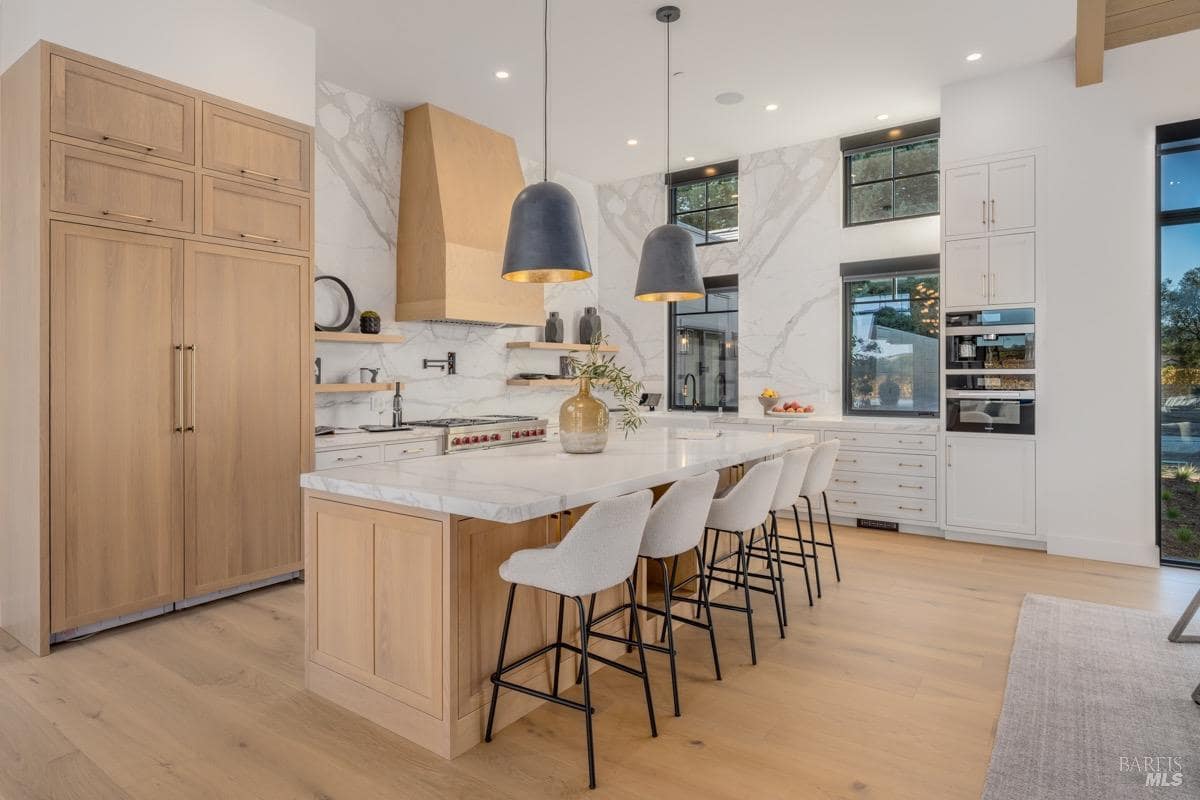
[175,345,183,431]
[102,134,155,152]
[834,478,858,484]
[834,499,857,505]
[837,457,858,464]
[240,168,280,182]
[981,200,987,225]
[402,448,425,454]
[946,441,953,468]
[102,209,156,223]
[897,439,923,444]
[898,505,924,512]
[898,483,924,490]
[980,272,988,298]
[898,462,922,468]
[239,232,281,244]
[186,345,197,432]
[990,198,996,224]
[991,273,997,298]
[335,454,364,463]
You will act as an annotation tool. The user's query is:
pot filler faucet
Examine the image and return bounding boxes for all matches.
[423,352,456,375]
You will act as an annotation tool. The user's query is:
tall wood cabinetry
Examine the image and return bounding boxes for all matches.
[0,42,314,654]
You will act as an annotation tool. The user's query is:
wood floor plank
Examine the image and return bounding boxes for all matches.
[1,526,1197,799]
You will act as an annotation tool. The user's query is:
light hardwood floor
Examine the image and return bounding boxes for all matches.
[2,521,1198,800]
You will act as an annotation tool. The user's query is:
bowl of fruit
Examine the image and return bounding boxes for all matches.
[758,388,780,415]
[767,401,816,417]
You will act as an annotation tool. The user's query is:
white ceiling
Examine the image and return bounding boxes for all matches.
[254,0,1076,184]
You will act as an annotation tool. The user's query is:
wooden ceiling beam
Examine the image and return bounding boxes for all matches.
[1076,0,1107,86]
[1106,3,1200,49]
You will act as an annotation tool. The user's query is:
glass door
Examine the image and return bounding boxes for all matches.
[1158,121,1200,566]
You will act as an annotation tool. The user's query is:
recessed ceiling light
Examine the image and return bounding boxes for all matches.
[715,91,744,105]
[494,70,510,79]
[764,103,780,112]
[965,52,982,62]
[626,138,639,146]
[684,156,696,162]
[875,113,890,121]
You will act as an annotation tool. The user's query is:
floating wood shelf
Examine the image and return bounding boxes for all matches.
[506,378,578,387]
[506,341,618,353]
[314,332,406,344]
[315,382,402,393]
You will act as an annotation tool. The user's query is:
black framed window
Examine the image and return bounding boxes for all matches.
[1157,118,1200,567]
[842,256,940,416]
[841,119,940,227]
[669,161,738,244]
[668,276,737,410]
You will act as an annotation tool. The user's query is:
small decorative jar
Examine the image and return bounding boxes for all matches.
[560,378,609,454]
[579,306,602,345]
[360,310,381,334]
[545,311,564,343]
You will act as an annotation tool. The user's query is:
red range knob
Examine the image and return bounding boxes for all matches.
[537,428,545,435]
[491,433,501,441]
[469,435,479,443]
[451,437,461,445]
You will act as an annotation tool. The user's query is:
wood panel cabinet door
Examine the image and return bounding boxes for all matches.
[202,103,311,191]
[50,55,195,164]
[201,176,310,251]
[943,164,989,237]
[988,233,1036,305]
[943,237,989,309]
[184,241,309,596]
[49,223,185,632]
[988,156,1036,232]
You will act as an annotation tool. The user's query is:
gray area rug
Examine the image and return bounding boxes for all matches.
[983,594,1200,799]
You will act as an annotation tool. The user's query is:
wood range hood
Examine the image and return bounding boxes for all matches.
[395,103,544,326]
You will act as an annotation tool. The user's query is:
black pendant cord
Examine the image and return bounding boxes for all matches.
[543,0,549,183]
[664,16,670,181]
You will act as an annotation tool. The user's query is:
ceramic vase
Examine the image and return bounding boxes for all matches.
[578,306,602,345]
[560,378,609,454]
[545,311,564,343]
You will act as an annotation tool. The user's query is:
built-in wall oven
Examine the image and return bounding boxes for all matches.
[944,308,1036,435]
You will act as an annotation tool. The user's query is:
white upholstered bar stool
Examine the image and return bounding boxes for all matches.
[586,471,722,717]
[747,446,816,623]
[701,458,785,666]
[485,490,656,790]
[772,439,842,598]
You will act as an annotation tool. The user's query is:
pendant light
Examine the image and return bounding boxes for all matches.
[634,5,704,303]
[501,0,593,284]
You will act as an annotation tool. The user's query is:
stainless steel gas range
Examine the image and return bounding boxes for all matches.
[406,414,549,453]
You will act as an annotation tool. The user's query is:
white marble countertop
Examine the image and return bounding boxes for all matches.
[315,428,443,452]
[640,410,940,433]
[301,428,814,523]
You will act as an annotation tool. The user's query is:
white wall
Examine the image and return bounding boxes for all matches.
[0,0,316,124]
[941,29,1200,566]
[597,137,940,415]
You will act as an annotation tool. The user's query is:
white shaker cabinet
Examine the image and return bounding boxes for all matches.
[943,164,990,237]
[944,237,990,308]
[988,156,1036,232]
[988,233,1036,305]
[944,436,1036,536]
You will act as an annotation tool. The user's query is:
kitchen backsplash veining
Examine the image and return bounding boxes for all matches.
[313,80,601,426]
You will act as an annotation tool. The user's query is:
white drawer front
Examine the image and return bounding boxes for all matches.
[823,430,936,451]
[828,471,936,499]
[315,445,383,470]
[824,491,937,523]
[833,450,936,477]
[384,439,440,461]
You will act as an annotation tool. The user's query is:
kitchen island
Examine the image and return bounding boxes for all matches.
[299,427,813,758]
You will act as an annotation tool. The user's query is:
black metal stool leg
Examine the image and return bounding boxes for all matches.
[791,504,814,606]
[571,596,596,790]
[577,593,597,685]
[485,583,517,743]
[657,557,681,716]
[803,496,822,598]
[769,511,789,626]
[626,578,658,737]
[552,594,565,697]
[735,531,757,665]
[822,491,842,582]
[759,524,786,640]
[691,529,709,623]
[696,545,722,680]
